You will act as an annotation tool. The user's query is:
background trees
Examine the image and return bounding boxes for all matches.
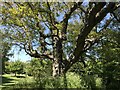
[24,58,52,78]
[5,60,24,76]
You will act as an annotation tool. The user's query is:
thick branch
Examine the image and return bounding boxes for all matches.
[87,2,106,24]
[64,3,116,72]
[74,3,116,62]
[95,3,116,24]
[23,44,53,60]
[29,51,53,60]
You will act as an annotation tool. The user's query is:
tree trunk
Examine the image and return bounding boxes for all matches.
[52,60,59,77]
[52,37,63,77]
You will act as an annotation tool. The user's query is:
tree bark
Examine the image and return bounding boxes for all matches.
[52,37,63,77]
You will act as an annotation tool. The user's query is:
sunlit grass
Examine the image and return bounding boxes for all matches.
[0,74,34,89]
[0,73,104,89]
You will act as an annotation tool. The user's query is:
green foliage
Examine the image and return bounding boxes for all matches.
[22,72,101,89]
[23,62,32,76]
[24,58,52,80]
[43,72,81,88]
[84,28,120,89]
[1,2,120,89]
[5,60,24,75]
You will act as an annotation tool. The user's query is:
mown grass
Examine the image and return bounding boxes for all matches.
[0,74,34,89]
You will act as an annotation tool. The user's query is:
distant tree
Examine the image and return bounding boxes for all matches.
[23,61,32,76]
[6,60,24,76]
[24,58,52,79]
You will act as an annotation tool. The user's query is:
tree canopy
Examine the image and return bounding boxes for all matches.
[1,2,120,77]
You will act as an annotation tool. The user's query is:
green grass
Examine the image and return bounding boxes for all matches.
[0,73,104,89]
[0,74,34,89]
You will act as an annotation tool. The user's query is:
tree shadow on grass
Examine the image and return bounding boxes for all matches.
[2,75,27,87]
[16,76,25,78]
[2,76,14,84]
[1,76,16,87]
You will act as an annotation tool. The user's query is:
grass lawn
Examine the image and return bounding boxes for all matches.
[0,74,34,89]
